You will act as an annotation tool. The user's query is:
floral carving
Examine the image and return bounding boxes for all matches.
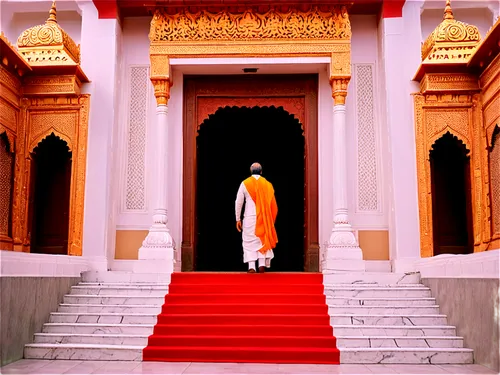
[150,7,351,42]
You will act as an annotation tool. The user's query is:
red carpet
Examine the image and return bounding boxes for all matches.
[143,272,340,364]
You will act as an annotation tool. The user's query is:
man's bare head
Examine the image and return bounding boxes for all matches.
[250,163,262,175]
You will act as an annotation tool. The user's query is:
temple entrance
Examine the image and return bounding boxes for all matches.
[196,106,305,271]
[430,132,473,255]
[29,134,72,255]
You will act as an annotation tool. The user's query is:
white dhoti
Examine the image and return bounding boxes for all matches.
[242,214,274,265]
[236,175,274,268]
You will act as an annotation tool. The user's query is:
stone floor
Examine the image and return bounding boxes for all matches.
[0,360,497,375]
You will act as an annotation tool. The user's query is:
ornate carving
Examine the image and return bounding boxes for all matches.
[7,95,89,255]
[23,75,82,96]
[490,129,500,237]
[17,1,80,65]
[0,134,14,241]
[420,73,479,93]
[421,0,481,63]
[151,78,171,106]
[0,98,17,130]
[149,7,352,84]
[197,97,305,128]
[330,78,349,105]
[0,65,22,95]
[425,109,470,149]
[355,64,378,212]
[150,6,351,42]
[330,45,351,79]
[28,111,77,152]
[125,67,148,211]
[68,95,90,256]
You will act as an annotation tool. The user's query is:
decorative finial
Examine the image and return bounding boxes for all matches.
[444,0,454,20]
[47,1,57,23]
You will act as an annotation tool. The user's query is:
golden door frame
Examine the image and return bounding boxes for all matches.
[413,87,490,258]
[3,96,90,255]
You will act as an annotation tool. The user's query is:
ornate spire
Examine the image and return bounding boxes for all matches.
[17,0,80,65]
[443,0,454,20]
[420,0,480,63]
[47,1,57,24]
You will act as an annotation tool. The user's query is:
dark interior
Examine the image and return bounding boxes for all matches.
[30,134,72,255]
[196,106,305,271]
[430,132,473,255]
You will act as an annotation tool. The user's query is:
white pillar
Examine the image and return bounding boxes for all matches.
[324,80,365,273]
[79,2,119,272]
[134,97,175,274]
[378,1,423,272]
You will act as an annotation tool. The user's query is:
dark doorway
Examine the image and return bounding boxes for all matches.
[30,134,72,255]
[430,132,473,255]
[196,106,305,271]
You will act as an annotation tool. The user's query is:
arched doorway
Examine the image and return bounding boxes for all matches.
[29,134,72,255]
[0,133,14,246]
[196,106,305,271]
[430,132,473,255]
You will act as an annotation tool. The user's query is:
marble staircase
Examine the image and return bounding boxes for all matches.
[24,272,167,361]
[325,273,473,364]
[24,271,474,364]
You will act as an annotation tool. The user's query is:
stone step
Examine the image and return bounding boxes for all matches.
[337,336,464,348]
[327,297,436,306]
[24,343,143,361]
[332,325,456,336]
[328,305,440,315]
[33,333,148,346]
[339,347,473,364]
[70,285,168,296]
[325,287,432,298]
[63,295,164,305]
[42,323,154,335]
[322,272,421,285]
[82,271,170,284]
[330,314,448,326]
[79,282,169,287]
[49,313,158,324]
[58,304,162,314]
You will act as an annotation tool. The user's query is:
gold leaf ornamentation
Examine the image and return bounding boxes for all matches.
[150,7,351,42]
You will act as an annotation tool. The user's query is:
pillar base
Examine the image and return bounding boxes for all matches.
[324,225,365,272]
[134,224,175,274]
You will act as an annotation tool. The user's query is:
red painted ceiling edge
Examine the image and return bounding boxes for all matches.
[91,0,406,19]
[93,0,118,19]
[381,0,406,18]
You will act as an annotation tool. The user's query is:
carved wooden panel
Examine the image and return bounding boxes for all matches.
[183,75,318,271]
[0,134,14,247]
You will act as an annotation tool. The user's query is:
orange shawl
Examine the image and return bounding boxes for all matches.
[243,176,278,254]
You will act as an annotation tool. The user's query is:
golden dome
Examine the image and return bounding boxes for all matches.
[17,1,80,65]
[421,0,481,63]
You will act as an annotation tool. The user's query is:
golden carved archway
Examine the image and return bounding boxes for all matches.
[0,3,90,255]
[148,5,353,106]
[413,1,500,256]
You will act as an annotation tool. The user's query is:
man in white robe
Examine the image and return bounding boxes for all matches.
[235,163,278,273]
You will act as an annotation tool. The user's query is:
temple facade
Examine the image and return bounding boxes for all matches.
[0,0,499,370]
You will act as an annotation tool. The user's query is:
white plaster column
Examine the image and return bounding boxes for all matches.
[134,79,175,275]
[378,1,423,272]
[324,79,365,272]
[78,2,120,272]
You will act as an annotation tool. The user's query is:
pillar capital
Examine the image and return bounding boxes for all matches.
[151,78,171,106]
[330,77,350,106]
